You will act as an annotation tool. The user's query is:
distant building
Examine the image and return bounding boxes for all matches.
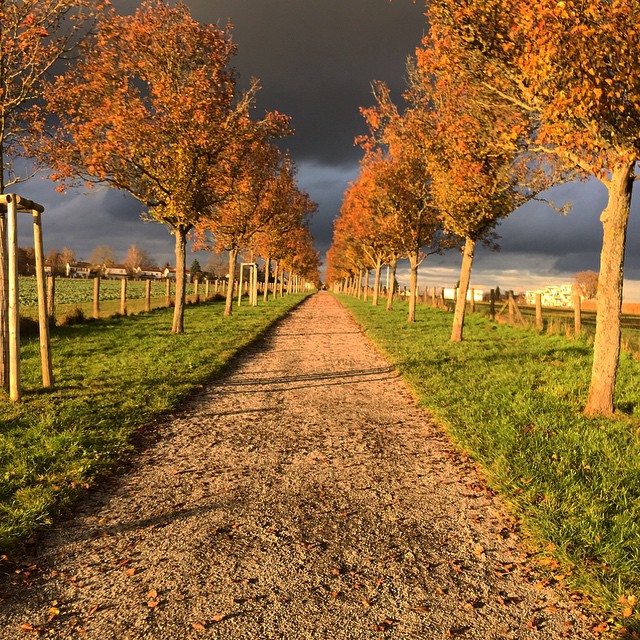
[525,284,576,307]
[135,266,163,280]
[65,261,93,278]
[104,264,128,279]
[162,267,190,280]
[442,287,484,302]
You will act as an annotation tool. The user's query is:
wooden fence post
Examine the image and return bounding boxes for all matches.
[120,277,127,315]
[508,291,515,325]
[490,289,496,321]
[470,288,475,313]
[194,278,200,303]
[93,276,101,320]
[47,274,55,319]
[145,279,151,312]
[535,293,543,331]
[165,279,171,307]
[205,278,210,300]
[573,293,582,335]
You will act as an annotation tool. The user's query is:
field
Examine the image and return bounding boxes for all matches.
[18,277,203,320]
[339,294,639,628]
[473,300,640,356]
[0,293,310,550]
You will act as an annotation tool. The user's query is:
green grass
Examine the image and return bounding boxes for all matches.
[0,294,309,550]
[338,294,640,630]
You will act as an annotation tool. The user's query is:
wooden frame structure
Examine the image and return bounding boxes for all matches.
[238,262,258,307]
[0,193,52,402]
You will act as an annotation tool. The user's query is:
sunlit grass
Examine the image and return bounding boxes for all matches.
[0,294,309,550]
[338,294,639,627]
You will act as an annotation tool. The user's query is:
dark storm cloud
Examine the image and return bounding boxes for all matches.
[15,0,639,298]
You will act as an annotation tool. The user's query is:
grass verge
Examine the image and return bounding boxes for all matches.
[338,294,639,632]
[0,294,310,551]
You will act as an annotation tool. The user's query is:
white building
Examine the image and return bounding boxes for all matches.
[442,287,484,302]
[525,284,576,307]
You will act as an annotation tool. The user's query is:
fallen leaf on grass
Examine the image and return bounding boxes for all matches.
[147,589,158,599]
[192,622,207,630]
[147,600,159,608]
[212,613,226,622]
[125,568,136,576]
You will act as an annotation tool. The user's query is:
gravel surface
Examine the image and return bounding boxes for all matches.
[0,292,598,639]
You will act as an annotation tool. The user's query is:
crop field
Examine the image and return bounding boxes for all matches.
[17,277,202,320]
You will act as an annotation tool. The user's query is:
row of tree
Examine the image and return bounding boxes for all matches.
[327,0,638,417]
[0,0,320,392]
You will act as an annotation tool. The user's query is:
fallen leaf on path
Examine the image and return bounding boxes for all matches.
[527,615,541,631]
[192,622,207,630]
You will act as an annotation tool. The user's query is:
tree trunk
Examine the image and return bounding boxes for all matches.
[386,256,397,311]
[224,247,238,317]
[363,269,369,302]
[451,237,476,342]
[172,228,187,333]
[408,253,419,323]
[584,162,634,416]
[356,269,363,300]
[263,256,270,302]
[372,259,382,306]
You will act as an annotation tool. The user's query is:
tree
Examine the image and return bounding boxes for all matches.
[32,0,289,333]
[574,270,599,300]
[60,247,76,272]
[17,247,36,276]
[204,251,229,279]
[408,35,540,342]
[194,142,292,316]
[429,0,640,414]
[45,248,65,276]
[359,84,457,323]
[190,259,202,281]
[0,0,104,389]
[88,244,116,268]
[123,244,155,275]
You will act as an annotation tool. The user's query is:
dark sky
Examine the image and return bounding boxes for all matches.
[15,0,640,298]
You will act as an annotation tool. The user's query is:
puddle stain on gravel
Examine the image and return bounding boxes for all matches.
[0,293,599,639]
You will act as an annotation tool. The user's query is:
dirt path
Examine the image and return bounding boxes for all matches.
[0,292,597,639]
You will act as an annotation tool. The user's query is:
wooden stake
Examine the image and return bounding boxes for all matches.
[120,277,127,315]
[47,275,55,318]
[32,211,53,388]
[7,197,20,401]
[573,293,582,335]
[93,276,101,319]
[535,293,543,331]
[145,279,151,312]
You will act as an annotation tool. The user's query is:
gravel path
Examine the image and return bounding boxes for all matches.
[0,292,598,639]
